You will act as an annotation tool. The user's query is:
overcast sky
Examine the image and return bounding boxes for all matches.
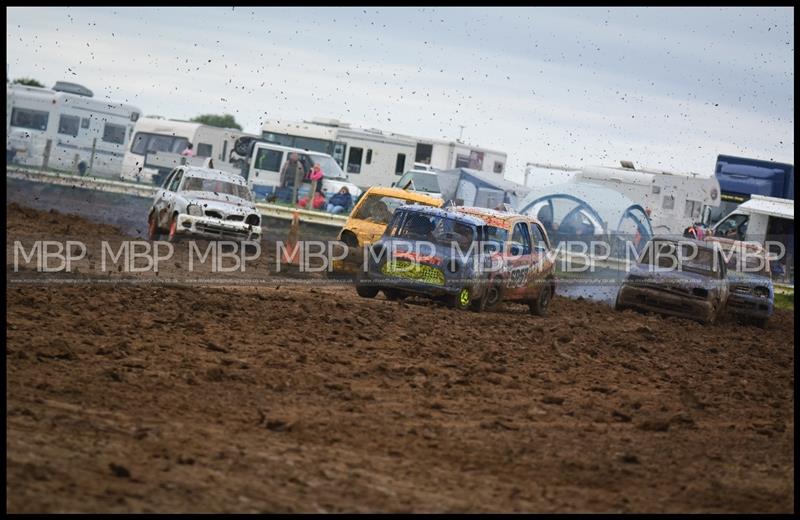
[7,6,794,183]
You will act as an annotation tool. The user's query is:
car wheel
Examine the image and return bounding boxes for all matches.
[448,287,472,311]
[755,317,769,329]
[702,303,719,325]
[614,289,626,311]
[147,212,161,241]
[356,284,379,298]
[529,284,552,316]
[483,282,504,310]
[383,289,406,301]
[167,213,179,243]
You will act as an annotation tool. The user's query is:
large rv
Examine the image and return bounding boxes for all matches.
[121,117,258,185]
[393,133,508,178]
[260,118,508,189]
[6,82,142,177]
[574,162,721,236]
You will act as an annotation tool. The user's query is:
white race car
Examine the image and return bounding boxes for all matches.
[147,161,262,243]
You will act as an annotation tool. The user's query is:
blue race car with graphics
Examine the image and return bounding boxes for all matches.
[354,205,493,311]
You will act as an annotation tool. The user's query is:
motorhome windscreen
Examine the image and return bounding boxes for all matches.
[131,132,190,155]
[393,212,477,249]
[181,177,253,202]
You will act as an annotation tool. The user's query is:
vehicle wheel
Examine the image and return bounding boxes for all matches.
[167,213,179,243]
[356,284,379,298]
[147,212,161,241]
[483,282,504,311]
[529,284,553,316]
[448,287,472,311]
[702,303,719,325]
[755,317,769,329]
[614,290,626,311]
[383,289,406,301]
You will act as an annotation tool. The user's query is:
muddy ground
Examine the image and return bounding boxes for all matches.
[5,203,795,513]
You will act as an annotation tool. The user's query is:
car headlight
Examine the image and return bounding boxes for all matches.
[754,286,770,298]
[187,204,203,217]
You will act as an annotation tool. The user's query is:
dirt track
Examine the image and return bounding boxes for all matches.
[6,203,795,512]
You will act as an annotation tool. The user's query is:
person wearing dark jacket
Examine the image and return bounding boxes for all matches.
[326,187,353,214]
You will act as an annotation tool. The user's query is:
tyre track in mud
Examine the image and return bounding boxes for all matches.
[6,203,795,512]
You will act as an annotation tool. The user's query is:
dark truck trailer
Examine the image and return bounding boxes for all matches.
[713,154,794,222]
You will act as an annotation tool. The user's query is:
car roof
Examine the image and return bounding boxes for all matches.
[183,166,247,185]
[453,206,543,229]
[363,186,444,206]
[649,237,719,251]
[397,204,486,227]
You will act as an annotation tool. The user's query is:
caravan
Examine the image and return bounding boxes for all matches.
[575,162,721,236]
[6,82,142,177]
[121,117,257,185]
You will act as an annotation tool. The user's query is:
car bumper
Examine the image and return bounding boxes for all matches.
[175,214,262,241]
[726,294,774,318]
[617,285,716,322]
[362,268,483,298]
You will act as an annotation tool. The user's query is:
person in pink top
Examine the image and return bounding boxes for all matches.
[180,143,195,157]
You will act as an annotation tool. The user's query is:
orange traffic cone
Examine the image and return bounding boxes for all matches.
[282,211,301,266]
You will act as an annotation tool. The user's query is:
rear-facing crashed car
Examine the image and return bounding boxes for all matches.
[615,238,729,324]
[705,237,774,328]
[332,186,444,275]
[147,160,262,243]
[453,206,557,315]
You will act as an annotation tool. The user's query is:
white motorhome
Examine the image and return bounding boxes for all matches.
[397,135,508,177]
[261,118,417,190]
[711,195,794,282]
[575,162,721,236]
[7,82,142,177]
[121,117,257,185]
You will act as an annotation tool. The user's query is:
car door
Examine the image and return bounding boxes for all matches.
[528,221,554,297]
[159,168,183,227]
[504,220,535,301]
[153,168,177,226]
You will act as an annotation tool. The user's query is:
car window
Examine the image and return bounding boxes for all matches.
[354,196,433,225]
[531,223,549,251]
[168,170,183,192]
[161,168,178,189]
[510,222,532,255]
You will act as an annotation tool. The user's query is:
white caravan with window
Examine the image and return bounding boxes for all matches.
[575,162,721,236]
[400,136,508,177]
[7,82,141,177]
[121,117,257,185]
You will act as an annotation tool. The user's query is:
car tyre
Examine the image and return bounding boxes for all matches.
[755,317,769,329]
[167,213,179,243]
[448,287,473,311]
[356,284,379,298]
[529,284,553,316]
[483,281,504,311]
[383,289,406,301]
[147,212,161,241]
